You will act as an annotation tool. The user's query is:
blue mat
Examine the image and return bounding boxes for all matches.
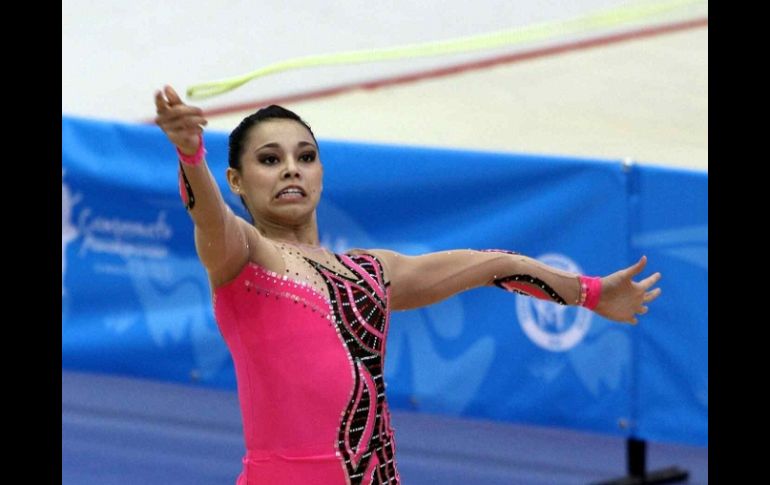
[62,371,707,484]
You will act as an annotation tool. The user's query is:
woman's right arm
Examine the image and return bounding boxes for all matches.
[154,85,261,284]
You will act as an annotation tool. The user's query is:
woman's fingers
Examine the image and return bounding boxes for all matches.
[626,255,647,277]
[642,287,662,303]
[154,90,168,112]
[156,104,204,121]
[161,117,208,132]
[639,271,662,289]
[154,86,205,154]
[155,86,205,121]
[164,85,183,105]
[155,104,208,138]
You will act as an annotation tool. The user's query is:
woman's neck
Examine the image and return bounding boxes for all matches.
[256,220,321,248]
[269,234,318,245]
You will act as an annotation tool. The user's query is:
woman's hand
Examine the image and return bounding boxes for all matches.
[154,85,208,155]
[594,255,662,325]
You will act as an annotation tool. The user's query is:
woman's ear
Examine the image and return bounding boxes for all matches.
[225,167,241,194]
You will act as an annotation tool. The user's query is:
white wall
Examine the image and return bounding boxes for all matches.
[62,0,708,169]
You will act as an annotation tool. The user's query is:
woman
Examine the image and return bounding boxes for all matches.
[154,85,661,485]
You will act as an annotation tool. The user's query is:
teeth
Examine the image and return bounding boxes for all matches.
[278,188,304,198]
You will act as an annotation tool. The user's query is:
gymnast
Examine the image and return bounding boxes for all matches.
[154,84,662,485]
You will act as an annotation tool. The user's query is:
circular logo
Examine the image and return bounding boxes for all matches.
[515,253,592,352]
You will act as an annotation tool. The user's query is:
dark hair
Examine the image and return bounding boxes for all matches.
[228,105,318,220]
[228,105,317,171]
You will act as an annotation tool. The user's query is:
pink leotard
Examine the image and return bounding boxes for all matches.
[213,252,401,485]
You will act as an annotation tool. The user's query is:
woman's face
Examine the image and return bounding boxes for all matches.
[234,119,323,226]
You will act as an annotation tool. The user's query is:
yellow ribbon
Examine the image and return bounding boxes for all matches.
[187,0,706,100]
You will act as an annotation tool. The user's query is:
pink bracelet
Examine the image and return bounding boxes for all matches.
[176,134,206,166]
[578,276,602,310]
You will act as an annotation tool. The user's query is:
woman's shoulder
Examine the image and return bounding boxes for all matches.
[207,221,283,289]
[344,247,393,261]
[344,248,399,285]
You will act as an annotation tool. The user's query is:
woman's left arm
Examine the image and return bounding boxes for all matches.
[364,249,661,325]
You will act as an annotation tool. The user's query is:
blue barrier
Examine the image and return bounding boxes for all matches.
[62,116,707,446]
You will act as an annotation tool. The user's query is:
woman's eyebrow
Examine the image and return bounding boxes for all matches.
[257,141,316,150]
[256,142,282,150]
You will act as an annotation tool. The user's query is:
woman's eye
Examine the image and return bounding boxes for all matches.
[259,155,279,165]
[300,152,317,162]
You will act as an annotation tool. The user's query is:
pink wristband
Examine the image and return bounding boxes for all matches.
[176,134,206,166]
[578,276,602,310]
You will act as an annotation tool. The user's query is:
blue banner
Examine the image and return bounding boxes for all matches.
[629,165,708,446]
[62,116,707,446]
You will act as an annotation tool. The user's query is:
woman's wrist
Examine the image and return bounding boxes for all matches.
[176,134,206,166]
[577,275,602,310]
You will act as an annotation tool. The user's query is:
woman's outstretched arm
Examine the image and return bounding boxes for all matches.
[364,249,661,324]
[154,85,264,284]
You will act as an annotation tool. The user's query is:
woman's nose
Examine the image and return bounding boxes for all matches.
[282,158,301,179]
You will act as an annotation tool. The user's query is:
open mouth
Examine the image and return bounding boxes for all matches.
[275,186,307,199]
